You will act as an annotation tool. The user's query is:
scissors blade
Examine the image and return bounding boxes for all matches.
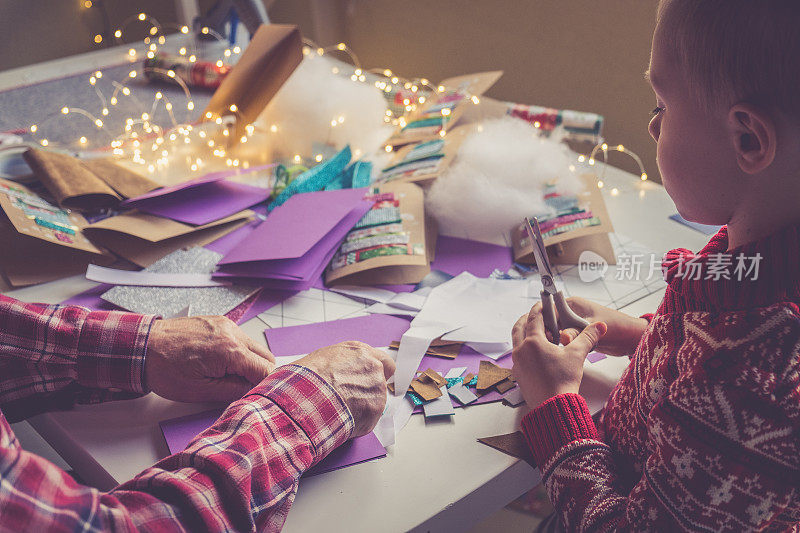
[524,217,557,294]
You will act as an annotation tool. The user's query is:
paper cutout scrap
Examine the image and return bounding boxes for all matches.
[423,386,455,418]
[462,373,476,385]
[501,387,526,407]
[476,360,513,392]
[477,432,536,467]
[420,368,447,388]
[495,379,516,394]
[448,382,478,405]
[409,378,442,402]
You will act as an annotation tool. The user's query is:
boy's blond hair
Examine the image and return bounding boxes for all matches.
[657,0,800,119]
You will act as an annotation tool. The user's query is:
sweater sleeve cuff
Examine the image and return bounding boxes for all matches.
[244,365,355,463]
[521,393,598,467]
[76,310,157,394]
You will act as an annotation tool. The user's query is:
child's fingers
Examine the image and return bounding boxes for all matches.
[567,322,608,355]
[524,302,547,340]
[560,328,581,345]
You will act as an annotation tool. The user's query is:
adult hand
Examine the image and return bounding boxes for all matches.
[295,341,395,437]
[557,296,648,356]
[145,316,276,403]
[512,302,607,409]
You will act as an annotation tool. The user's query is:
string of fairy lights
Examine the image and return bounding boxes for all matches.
[25,5,649,187]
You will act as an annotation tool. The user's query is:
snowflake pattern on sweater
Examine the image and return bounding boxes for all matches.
[522,223,800,532]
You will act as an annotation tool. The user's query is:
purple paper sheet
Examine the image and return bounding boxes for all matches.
[264,314,412,356]
[121,165,275,205]
[131,180,270,226]
[375,236,515,293]
[219,188,369,265]
[159,409,386,476]
[60,283,120,311]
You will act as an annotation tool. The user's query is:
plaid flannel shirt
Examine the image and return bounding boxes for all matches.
[0,294,354,532]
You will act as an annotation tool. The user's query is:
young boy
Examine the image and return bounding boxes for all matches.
[512,1,800,530]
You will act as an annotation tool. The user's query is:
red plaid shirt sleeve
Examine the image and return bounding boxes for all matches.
[0,294,156,422]
[0,364,354,532]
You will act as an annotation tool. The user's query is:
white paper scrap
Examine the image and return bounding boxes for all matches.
[87,264,230,287]
[501,387,525,407]
[423,386,455,418]
[329,286,398,303]
[444,367,468,379]
[448,382,478,405]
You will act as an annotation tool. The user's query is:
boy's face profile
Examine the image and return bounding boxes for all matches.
[647,24,742,226]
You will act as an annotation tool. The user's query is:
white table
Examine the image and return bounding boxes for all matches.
[4,161,711,532]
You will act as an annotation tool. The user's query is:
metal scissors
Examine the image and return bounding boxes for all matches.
[524,217,589,344]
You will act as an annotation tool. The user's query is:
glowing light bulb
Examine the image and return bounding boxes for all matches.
[147,51,154,59]
[391,77,399,84]
[294,154,302,163]
[331,119,337,127]
[40,139,49,146]
[597,180,604,188]
[384,145,393,153]
[315,154,323,162]
[128,48,136,57]
[233,46,241,53]
[94,34,102,43]
[149,26,158,35]
[167,70,175,78]
[61,107,69,114]
[618,145,625,152]
[229,104,237,112]
[588,158,596,165]
[101,108,109,116]
[84,0,92,7]
[95,119,103,128]
[201,27,209,34]
[641,173,648,181]
[114,29,122,38]
[240,136,248,143]
[122,87,130,95]
[471,95,480,104]
[601,143,608,151]
[79,136,87,144]
[30,124,37,133]
[611,188,619,196]
[437,85,445,92]
[158,35,165,44]
[214,117,222,125]
[165,102,172,110]
[270,124,278,133]
[189,55,197,63]
[138,13,146,21]
[441,108,451,116]
[224,49,231,57]
[337,43,346,50]
[215,60,223,67]
[578,155,586,162]
[187,101,194,110]
[181,26,189,34]
[383,69,392,76]
[141,113,149,120]
[89,76,96,85]
[129,70,137,78]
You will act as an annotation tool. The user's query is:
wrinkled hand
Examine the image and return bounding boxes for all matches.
[295,341,395,437]
[146,316,276,403]
[557,296,648,356]
[511,302,607,409]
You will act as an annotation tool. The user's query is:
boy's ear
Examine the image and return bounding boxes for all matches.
[727,103,777,174]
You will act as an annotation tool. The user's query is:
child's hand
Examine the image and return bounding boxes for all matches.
[512,302,607,409]
[558,296,648,356]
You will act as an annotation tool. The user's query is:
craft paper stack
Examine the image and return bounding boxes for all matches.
[215,187,373,290]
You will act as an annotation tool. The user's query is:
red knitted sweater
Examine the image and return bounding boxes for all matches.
[521,223,800,532]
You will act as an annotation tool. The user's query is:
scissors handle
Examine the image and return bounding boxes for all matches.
[540,291,591,345]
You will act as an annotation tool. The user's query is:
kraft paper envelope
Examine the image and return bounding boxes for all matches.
[79,158,160,199]
[83,210,252,267]
[23,148,120,210]
[380,125,470,185]
[325,181,435,287]
[216,188,373,282]
[512,173,616,265]
[203,24,302,138]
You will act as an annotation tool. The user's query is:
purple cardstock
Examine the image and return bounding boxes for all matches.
[159,409,386,476]
[264,314,412,356]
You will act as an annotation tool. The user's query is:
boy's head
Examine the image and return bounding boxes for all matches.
[647,0,800,226]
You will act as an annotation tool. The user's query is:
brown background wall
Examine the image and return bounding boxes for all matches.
[0,0,662,181]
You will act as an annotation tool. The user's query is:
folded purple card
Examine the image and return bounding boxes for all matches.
[217,188,372,282]
[130,180,270,226]
[264,314,412,356]
[159,409,386,476]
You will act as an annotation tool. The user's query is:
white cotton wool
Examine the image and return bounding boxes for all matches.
[257,54,394,160]
[426,116,583,242]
